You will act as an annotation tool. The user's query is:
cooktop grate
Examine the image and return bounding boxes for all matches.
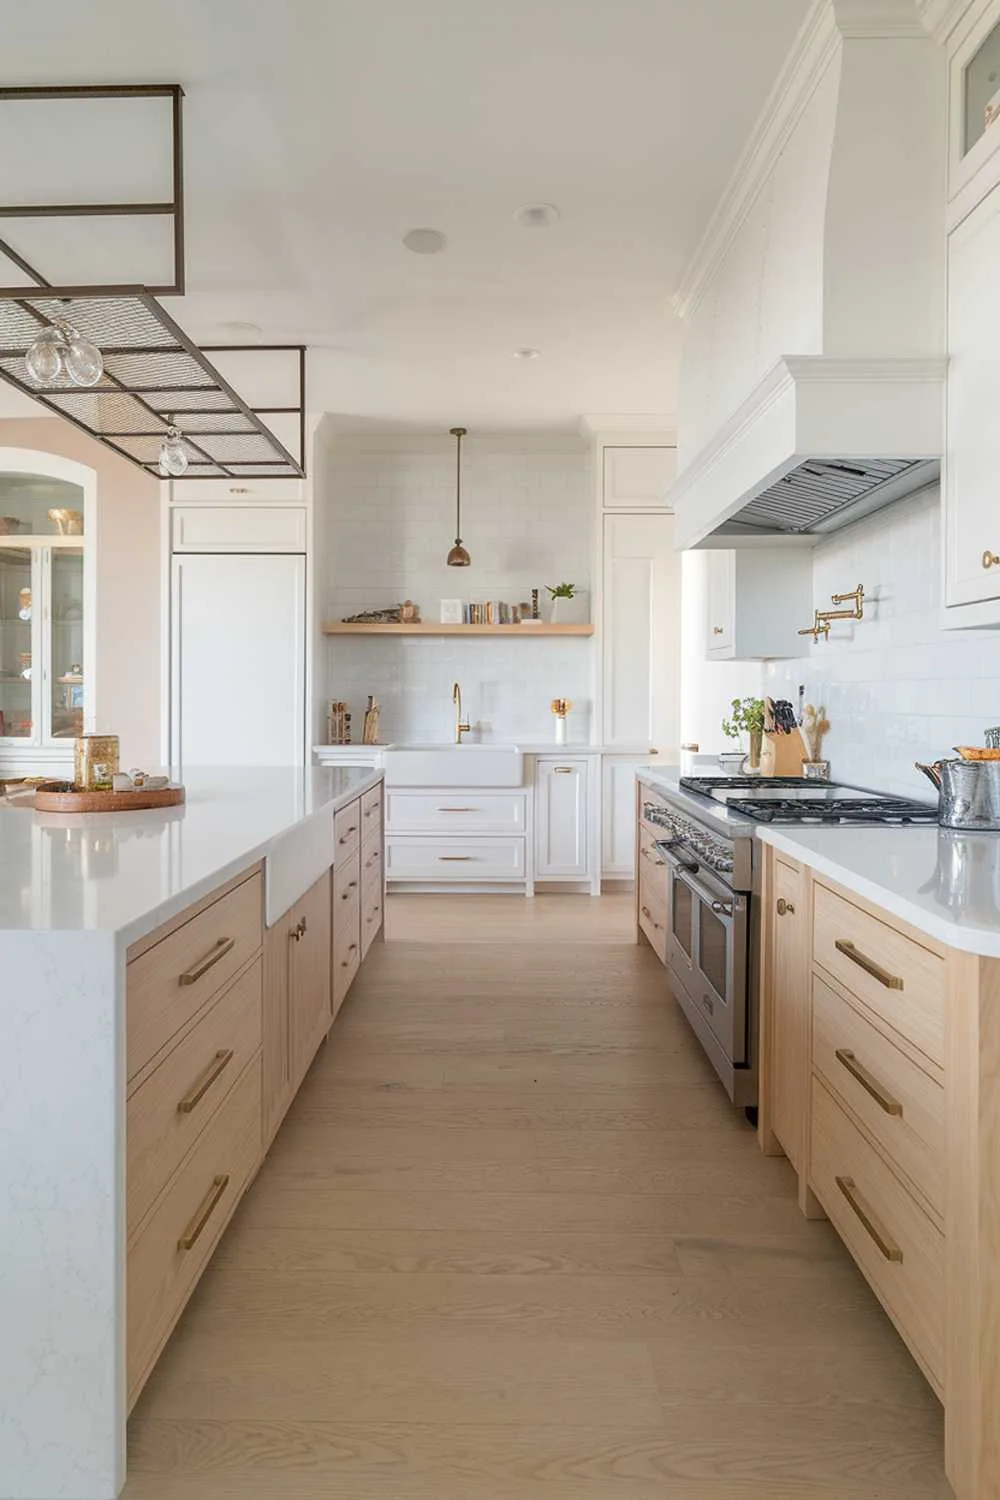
[732,797,938,825]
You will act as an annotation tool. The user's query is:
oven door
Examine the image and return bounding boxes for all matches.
[662,844,748,1065]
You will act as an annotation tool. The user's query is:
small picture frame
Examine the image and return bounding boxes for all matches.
[440,599,464,624]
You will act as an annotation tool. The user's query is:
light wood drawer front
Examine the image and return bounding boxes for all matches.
[638,876,667,963]
[127,1055,261,1406]
[334,798,361,867]
[813,883,945,1066]
[638,828,668,903]
[361,783,383,832]
[361,874,383,959]
[813,975,944,1219]
[387,790,525,835]
[386,836,526,881]
[333,849,361,912]
[128,873,262,1081]
[362,836,383,883]
[811,1078,944,1390]
[127,958,262,1238]
[333,893,361,1015]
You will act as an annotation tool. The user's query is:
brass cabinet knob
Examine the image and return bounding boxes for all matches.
[712,626,724,635]
[983,550,1000,570]
[776,897,795,916]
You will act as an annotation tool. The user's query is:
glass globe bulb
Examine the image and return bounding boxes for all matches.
[62,326,103,387]
[158,431,189,478]
[25,327,67,386]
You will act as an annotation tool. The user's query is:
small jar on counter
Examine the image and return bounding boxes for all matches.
[679,742,700,776]
[74,734,120,792]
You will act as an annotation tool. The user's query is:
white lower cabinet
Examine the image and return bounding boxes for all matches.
[386,834,526,882]
[385,786,530,889]
[533,757,595,887]
[603,756,647,879]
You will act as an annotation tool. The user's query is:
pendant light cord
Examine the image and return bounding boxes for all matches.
[451,425,465,541]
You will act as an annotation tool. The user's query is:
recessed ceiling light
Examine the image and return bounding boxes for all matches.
[403,227,447,254]
[512,348,540,360]
[513,203,560,229]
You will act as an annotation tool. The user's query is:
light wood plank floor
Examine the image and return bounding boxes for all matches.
[125,893,951,1500]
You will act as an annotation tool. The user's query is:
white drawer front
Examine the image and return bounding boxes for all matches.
[170,478,304,504]
[386,791,525,834]
[172,506,306,553]
[386,835,526,881]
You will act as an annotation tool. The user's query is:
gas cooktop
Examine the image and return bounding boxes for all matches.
[678,776,937,826]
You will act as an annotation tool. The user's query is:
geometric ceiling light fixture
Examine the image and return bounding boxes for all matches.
[0,83,306,477]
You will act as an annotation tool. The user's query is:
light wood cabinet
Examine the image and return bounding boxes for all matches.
[760,853,811,1176]
[263,870,331,1145]
[705,546,812,661]
[602,445,677,509]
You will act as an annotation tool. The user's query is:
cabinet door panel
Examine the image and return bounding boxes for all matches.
[262,906,294,1148]
[706,550,735,657]
[602,757,645,878]
[603,446,677,508]
[946,183,1000,608]
[290,871,332,1091]
[769,856,810,1172]
[534,759,588,879]
[602,514,680,752]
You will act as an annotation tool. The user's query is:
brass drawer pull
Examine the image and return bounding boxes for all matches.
[835,1047,903,1117]
[439,855,472,861]
[438,806,476,812]
[835,1175,903,1263]
[177,1173,230,1252]
[364,803,381,817]
[834,939,904,990]
[340,881,359,901]
[178,936,235,986]
[177,1049,234,1114]
[339,825,358,843]
[289,916,308,942]
[641,904,662,930]
[340,942,359,967]
[553,767,574,774]
[776,897,795,916]
[983,550,1000,570]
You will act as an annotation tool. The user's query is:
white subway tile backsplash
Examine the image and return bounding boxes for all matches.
[320,443,594,743]
[765,485,1000,799]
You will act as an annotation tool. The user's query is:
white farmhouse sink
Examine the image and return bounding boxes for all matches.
[383,744,524,787]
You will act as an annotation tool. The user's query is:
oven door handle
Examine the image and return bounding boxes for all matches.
[656,837,700,875]
[672,862,741,922]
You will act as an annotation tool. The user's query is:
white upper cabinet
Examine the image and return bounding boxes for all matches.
[601,513,681,755]
[706,547,813,661]
[602,446,677,509]
[172,506,307,553]
[944,179,1000,617]
[948,1,1000,225]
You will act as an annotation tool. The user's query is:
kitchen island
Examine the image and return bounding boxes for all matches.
[0,766,384,1500]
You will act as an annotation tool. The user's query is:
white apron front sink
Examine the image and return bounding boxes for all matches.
[382,745,524,787]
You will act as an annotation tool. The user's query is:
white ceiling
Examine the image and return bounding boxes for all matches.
[1,0,811,430]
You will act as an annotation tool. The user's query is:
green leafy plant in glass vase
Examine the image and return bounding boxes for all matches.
[721,696,765,774]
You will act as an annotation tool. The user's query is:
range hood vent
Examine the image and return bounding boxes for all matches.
[733,456,935,536]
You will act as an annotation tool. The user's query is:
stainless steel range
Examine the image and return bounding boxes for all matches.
[642,775,937,1112]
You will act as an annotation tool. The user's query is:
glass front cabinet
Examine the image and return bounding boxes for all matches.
[0,470,88,771]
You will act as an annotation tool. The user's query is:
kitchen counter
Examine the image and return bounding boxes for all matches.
[0,765,381,944]
[638,765,760,836]
[757,822,1000,957]
[0,764,383,1500]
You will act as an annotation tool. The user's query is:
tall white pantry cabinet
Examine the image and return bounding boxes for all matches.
[594,441,680,880]
[165,483,310,769]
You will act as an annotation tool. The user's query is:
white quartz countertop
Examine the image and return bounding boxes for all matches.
[0,766,382,943]
[758,824,1000,958]
[314,742,656,756]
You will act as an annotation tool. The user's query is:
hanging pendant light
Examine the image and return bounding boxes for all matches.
[446,426,471,567]
[158,423,189,477]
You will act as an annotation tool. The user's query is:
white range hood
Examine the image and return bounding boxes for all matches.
[671,354,945,548]
[670,0,946,551]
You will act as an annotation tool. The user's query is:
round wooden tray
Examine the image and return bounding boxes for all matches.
[32,782,186,813]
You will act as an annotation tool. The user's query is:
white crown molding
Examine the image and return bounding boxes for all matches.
[672,1,840,321]
[578,413,677,439]
[916,0,977,41]
[673,0,932,322]
[782,355,949,381]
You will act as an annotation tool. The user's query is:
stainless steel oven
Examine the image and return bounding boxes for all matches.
[660,841,748,1066]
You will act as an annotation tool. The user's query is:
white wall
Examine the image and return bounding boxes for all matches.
[764,486,1000,800]
[318,436,594,744]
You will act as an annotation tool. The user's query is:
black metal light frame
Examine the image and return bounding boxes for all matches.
[0,84,306,477]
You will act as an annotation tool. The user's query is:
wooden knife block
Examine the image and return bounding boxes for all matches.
[759,731,805,778]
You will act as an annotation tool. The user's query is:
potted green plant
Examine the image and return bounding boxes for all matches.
[721,696,765,773]
[545,582,588,625]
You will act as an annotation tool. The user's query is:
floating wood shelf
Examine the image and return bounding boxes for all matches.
[323,622,595,637]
